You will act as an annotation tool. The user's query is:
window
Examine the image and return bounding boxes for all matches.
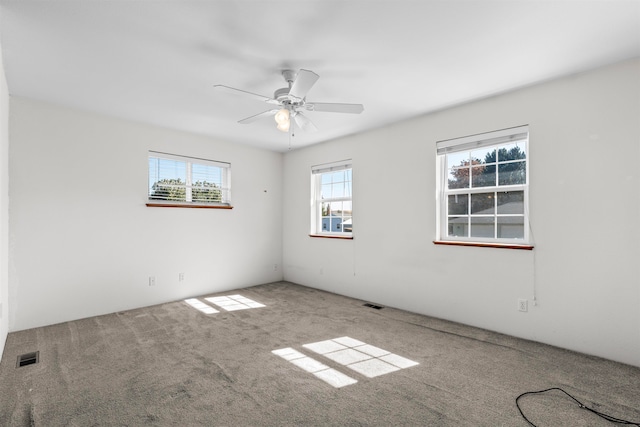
[436,126,529,245]
[311,160,353,237]
[148,151,231,207]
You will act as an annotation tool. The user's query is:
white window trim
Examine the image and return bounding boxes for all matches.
[435,126,531,246]
[310,160,353,238]
[147,151,232,208]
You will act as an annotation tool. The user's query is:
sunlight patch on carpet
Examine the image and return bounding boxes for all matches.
[272,347,358,388]
[205,295,265,311]
[184,298,219,314]
[303,336,419,378]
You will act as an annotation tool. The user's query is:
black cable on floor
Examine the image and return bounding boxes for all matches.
[515,387,640,426]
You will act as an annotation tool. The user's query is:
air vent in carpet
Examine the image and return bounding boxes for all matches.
[363,303,384,310]
[16,351,39,368]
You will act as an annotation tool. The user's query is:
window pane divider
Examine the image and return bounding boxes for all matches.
[446,185,526,195]
[321,196,352,202]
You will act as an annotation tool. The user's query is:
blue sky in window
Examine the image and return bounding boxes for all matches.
[149,158,185,190]
[149,157,223,192]
[192,163,222,185]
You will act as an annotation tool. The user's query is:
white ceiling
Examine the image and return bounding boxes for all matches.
[1,1,639,152]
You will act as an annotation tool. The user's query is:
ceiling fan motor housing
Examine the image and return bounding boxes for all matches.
[274,87,291,101]
[274,87,304,108]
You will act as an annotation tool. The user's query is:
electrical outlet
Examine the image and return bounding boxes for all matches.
[149,276,156,286]
[273,264,278,272]
[179,273,184,282]
[518,299,528,312]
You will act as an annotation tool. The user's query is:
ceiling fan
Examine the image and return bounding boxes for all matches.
[214,69,364,133]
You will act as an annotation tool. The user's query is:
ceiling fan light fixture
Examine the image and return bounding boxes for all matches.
[276,120,290,132]
[274,108,290,125]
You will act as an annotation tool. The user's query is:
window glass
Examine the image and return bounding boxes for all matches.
[497,191,524,214]
[497,217,525,239]
[470,216,495,238]
[448,194,468,215]
[471,147,496,165]
[448,167,470,189]
[447,217,467,237]
[470,193,494,214]
[498,162,526,186]
[472,164,496,188]
[447,151,469,169]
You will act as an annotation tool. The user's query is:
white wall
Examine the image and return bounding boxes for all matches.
[0,25,10,360]
[9,97,283,331]
[282,59,640,367]
[6,60,639,367]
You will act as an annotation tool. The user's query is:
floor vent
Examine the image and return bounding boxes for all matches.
[363,303,384,310]
[16,351,39,368]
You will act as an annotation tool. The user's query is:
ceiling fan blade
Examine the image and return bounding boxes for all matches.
[238,109,279,124]
[288,69,319,100]
[293,112,318,133]
[307,102,364,114]
[213,85,280,105]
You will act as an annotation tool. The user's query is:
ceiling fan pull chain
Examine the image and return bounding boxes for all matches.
[289,119,294,150]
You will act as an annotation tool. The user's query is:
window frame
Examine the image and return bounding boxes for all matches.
[147,151,232,209]
[435,126,531,247]
[310,160,353,239]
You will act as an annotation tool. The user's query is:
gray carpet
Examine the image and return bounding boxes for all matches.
[1,281,639,426]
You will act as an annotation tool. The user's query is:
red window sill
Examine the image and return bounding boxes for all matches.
[146,203,233,209]
[309,234,354,240]
[433,240,533,250]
